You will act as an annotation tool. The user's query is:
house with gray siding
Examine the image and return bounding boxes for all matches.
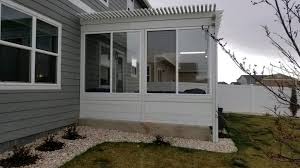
[0,0,222,151]
[0,0,149,151]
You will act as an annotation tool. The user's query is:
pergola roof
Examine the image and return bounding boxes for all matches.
[79,4,219,21]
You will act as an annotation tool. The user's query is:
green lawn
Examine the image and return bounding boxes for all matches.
[61,114,300,168]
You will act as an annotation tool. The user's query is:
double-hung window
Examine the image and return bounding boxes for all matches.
[0,1,62,90]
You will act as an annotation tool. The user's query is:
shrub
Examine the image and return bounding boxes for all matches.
[0,146,39,168]
[62,125,85,140]
[152,135,170,146]
[289,87,300,117]
[36,135,64,151]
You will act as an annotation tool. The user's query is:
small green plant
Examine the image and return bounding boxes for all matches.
[62,125,85,140]
[152,135,170,146]
[0,146,39,168]
[36,135,64,151]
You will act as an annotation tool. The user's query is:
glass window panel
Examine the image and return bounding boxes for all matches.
[147,30,176,93]
[35,53,57,83]
[0,45,30,82]
[36,19,58,53]
[1,5,32,46]
[112,32,140,93]
[85,33,111,92]
[178,29,209,94]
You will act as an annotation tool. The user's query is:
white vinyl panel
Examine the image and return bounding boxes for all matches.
[81,101,141,121]
[143,102,212,126]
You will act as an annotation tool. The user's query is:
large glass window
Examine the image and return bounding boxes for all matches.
[1,5,32,46]
[85,33,111,92]
[178,29,209,94]
[85,29,209,95]
[0,2,61,89]
[147,30,176,93]
[36,19,58,53]
[113,32,140,93]
[0,45,30,82]
[85,32,141,93]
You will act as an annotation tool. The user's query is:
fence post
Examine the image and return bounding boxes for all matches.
[250,85,255,113]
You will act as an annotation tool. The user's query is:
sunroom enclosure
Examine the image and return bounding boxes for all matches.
[79,5,222,142]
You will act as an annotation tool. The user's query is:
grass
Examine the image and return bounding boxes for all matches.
[61,114,300,168]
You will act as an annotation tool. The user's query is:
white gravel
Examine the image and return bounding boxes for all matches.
[0,126,237,168]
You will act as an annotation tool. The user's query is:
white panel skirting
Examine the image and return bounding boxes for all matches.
[81,94,213,126]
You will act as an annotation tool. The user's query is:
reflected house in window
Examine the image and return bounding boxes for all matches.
[146,29,209,94]
[147,30,176,93]
[85,33,111,92]
[178,29,209,94]
[85,32,140,93]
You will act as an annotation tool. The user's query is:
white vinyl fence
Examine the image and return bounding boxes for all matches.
[217,84,300,117]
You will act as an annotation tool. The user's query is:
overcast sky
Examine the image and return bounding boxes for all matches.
[148,0,283,83]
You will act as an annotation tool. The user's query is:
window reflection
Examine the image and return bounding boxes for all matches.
[112,32,140,93]
[85,34,111,92]
[35,53,57,83]
[147,30,176,93]
[36,19,58,53]
[1,5,32,46]
[178,29,209,94]
[0,45,31,82]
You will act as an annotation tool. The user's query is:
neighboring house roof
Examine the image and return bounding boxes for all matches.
[237,74,297,85]
[237,75,267,84]
[262,73,294,80]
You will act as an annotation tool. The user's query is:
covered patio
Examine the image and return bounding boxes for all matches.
[79,5,222,142]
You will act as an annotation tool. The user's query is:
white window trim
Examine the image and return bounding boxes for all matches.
[98,0,109,7]
[0,0,62,90]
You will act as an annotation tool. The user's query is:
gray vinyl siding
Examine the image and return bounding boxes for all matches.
[82,0,127,11]
[0,0,136,146]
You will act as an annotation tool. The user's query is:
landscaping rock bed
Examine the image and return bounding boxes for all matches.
[0,126,237,168]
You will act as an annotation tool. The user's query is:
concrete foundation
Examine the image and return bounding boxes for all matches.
[79,119,211,141]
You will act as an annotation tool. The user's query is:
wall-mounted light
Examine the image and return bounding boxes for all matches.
[131,58,137,67]
[180,51,206,55]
